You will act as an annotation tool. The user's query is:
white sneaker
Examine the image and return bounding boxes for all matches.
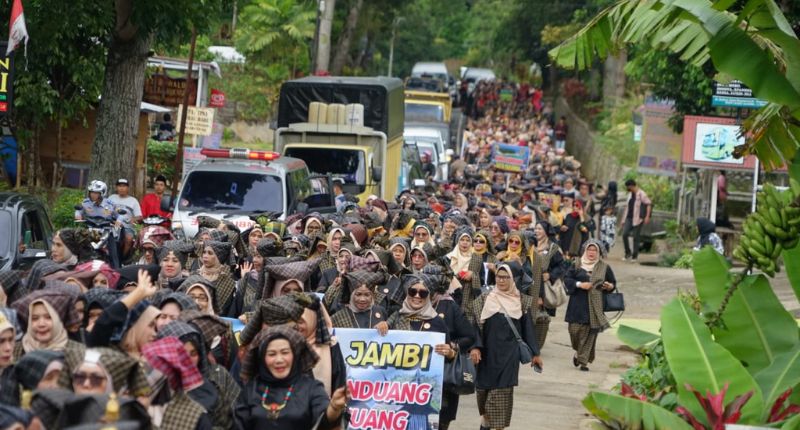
[622,256,629,262]
[630,258,638,263]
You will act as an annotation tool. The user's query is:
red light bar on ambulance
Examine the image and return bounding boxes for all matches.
[200,148,281,161]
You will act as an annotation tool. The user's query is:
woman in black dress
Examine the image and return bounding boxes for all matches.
[234,326,348,429]
[528,220,566,350]
[564,239,616,371]
[470,264,543,430]
[330,272,388,330]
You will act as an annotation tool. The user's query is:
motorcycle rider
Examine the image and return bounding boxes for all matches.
[74,180,128,266]
[107,178,142,259]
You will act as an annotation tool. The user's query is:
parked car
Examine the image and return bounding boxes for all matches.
[404,126,452,181]
[0,192,54,271]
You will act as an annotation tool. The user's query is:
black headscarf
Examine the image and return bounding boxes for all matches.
[696,218,716,248]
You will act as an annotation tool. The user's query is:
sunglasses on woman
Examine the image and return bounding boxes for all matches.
[73,371,106,387]
[474,239,486,244]
[509,239,521,245]
[407,288,430,299]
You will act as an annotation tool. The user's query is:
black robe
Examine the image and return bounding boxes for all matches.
[435,298,477,423]
[472,294,539,390]
[234,373,337,430]
[564,264,617,325]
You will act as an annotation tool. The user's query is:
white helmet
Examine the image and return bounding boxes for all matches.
[87,180,108,198]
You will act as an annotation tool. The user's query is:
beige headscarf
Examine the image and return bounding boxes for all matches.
[480,265,522,322]
[22,300,69,353]
[581,241,602,273]
[188,284,216,316]
[399,281,439,320]
[446,232,473,293]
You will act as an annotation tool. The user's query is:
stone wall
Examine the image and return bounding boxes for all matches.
[555,97,627,188]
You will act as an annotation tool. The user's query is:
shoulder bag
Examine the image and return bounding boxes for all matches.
[543,278,567,308]
[443,347,476,395]
[504,314,533,364]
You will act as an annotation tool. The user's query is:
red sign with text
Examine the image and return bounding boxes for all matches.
[209,89,225,108]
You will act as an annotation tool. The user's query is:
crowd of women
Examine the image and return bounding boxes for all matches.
[0,81,621,430]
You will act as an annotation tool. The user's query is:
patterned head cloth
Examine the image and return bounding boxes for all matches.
[81,288,125,323]
[238,293,310,346]
[178,310,231,351]
[348,254,381,272]
[0,308,21,340]
[156,240,194,268]
[69,347,150,397]
[263,257,320,283]
[0,404,32,429]
[420,265,449,294]
[18,259,67,301]
[493,216,510,234]
[74,260,120,289]
[0,270,22,299]
[158,292,198,312]
[300,294,332,345]
[114,264,160,290]
[14,350,64,390]
[142,336,204,393]
[177,275,218,313]
[240,324,319,383]
[203,240,231,265]
[12,282,82,330]
[256,238,282,258]
[342,271,388,304]
[391,211,417,238]
[156,321,207,372]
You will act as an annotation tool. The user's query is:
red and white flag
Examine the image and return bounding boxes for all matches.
[6,0,29,55]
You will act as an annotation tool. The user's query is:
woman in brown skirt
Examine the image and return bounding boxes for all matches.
[564,239,616,371]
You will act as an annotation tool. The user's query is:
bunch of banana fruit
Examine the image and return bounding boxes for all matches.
[733,179,800,276]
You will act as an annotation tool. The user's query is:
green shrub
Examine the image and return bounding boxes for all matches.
[624,172,678,211]
[619,339,678,410]
[45,188,85,231]
[147,139,177,186]
[672,250,694,269]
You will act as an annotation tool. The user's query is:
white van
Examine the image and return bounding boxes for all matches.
[404,126,452,181]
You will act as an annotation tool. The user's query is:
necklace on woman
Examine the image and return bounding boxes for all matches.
[260,384,294,419]
[350,307,373,329]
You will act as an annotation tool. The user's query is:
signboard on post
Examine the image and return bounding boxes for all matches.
[336,328,445,430]
[492,143,530,172]
[711,80,768,109]
[143,74,198,107]
[0,42,14,118]
[681,115,757,170]
[637,101,682,176]
[176,105,215,136]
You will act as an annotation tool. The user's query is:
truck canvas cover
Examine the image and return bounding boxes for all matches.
[278,76,405,140]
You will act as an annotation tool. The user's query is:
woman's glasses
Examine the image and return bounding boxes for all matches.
[496,275,511,281]
[509,239,521,245]
[73,372,106,387]
[189,294,209,303]
[407,288,430,299]
[474,239,486,244]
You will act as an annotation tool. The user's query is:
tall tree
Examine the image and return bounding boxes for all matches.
[89,0,222,188]
[331,0,364,75]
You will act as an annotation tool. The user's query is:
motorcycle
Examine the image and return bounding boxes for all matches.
[137,215,174,264]
[74,206,126,268]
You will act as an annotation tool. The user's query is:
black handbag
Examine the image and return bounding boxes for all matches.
[603,291,625,312]
[443,350,476,395]
[504,314,533,364]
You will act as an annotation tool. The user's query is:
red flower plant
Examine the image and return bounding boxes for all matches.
[620,382,648,402]
[768,388,800,423]
[674,383,753,430]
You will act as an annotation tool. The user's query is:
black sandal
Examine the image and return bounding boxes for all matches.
[580,365,589,371]
[572,355,579,367]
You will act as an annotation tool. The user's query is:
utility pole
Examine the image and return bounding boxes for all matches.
[171,28,197,197]
[315,0,335,74]
[231,0,238,36]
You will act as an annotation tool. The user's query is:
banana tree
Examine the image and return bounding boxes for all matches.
[549,0,800,171]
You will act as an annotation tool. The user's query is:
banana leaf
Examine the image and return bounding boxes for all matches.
[692,247,730,310]
[755,344,800,419]
[713,275,799,374]
[583,391,693,430]
[661,299,765,425]
[784,246,800,304]
[617,324,660,350]
[781,412,800,429]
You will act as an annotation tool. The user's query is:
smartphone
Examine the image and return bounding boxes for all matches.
[533,363,543,373]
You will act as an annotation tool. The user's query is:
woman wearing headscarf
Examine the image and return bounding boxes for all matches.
[497,230,527,264]
[155,292,198,331]
[469,264,543,430]
[156,240,193,290]
[425,270,476,430]
[194,240,236,316]
[237,293,311,350]
[302,214,325,237]
[117,301,161,360]
[445,227,481,314]
[473,230,497,292]
[528,220,566,349]
[51,228,93,267]
[454,192,470,212]
[14,350,64,394]
[558,191,589,258]
[0,311,19,405]
[142,336,213,430]
[490,216,510,251]
[316,244,355,293]
[478,208,493,230]
[330,272,388,330]
[180,275,218,316]
[410,222,437,250]
[158,321,239,430]
[13,284,84,358]
[693,217,724,254]
[69,347,150,398]
[388,238,411,269]
[409,245,434,274]
[564,239,616,371]
[234,326,348,429]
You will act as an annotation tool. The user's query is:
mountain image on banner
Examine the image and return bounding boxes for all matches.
[6,0,29,55]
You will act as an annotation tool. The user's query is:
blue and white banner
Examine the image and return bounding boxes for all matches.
[336,328,445,430]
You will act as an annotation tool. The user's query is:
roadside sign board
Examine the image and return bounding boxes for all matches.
[0,42,14,118]
[492,143,530,172]
[711,80,767,109]
[176,105,215,136]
